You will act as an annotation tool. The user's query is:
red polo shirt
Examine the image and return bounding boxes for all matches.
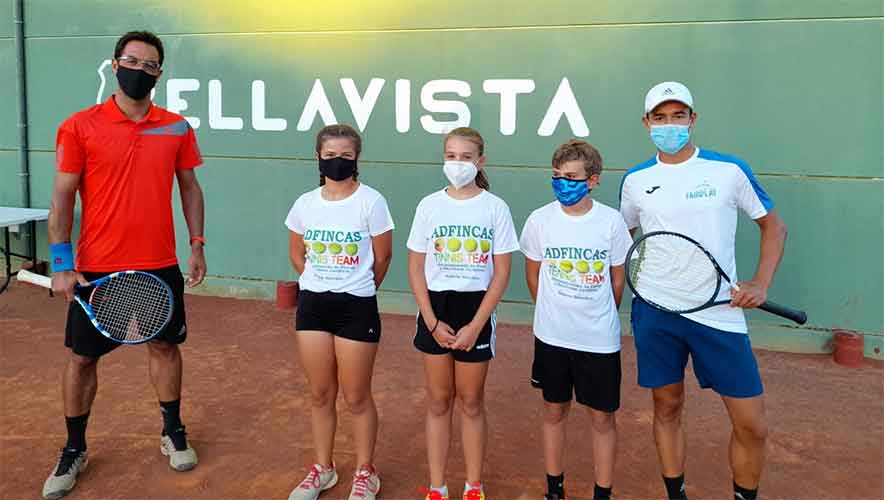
[55,97,203,272]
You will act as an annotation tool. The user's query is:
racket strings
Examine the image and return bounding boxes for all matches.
[91,273,173,342]
[630,235,721,312]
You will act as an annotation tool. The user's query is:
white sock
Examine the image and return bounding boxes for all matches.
[431,484,449,497]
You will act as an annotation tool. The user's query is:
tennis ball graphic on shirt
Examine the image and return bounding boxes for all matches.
[592,261,605,273]
[345,243,359,256]
[575,260,590,274]
[559,260,574,273]
[434,238,445,252]
[312,242,326,254]
[447,238,462,252]
[329,243,343,255]
[480,239,491,253]
[464,238,478,252]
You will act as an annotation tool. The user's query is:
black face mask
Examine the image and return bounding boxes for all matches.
[116,66,157,100]
[319,156,357,181]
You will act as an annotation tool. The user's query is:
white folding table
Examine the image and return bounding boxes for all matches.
[0,207,50,294]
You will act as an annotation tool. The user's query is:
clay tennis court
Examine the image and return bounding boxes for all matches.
[1,284,881,500]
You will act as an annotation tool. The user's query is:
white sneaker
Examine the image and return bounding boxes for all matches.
[289,464,338,500]
[42,448,88,499]
[348,464,380,499]
[160,434,198,471]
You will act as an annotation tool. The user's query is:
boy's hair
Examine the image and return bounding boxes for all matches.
[444,127,490,190]
[114,31,165,65]
[552,139,603,178]
[315,124,362,186]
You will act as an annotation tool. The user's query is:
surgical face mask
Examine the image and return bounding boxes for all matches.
[443,160,478,189]
[551,177,590,206]
[650,124,691,154]
[115,66,157,100]
[319,156,357,181]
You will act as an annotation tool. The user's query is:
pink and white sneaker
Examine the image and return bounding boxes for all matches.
[462,482,486,500]
[289,464,338,500]
[348,464,381,500]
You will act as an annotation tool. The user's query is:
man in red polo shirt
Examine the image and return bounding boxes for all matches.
[42,31,206,500]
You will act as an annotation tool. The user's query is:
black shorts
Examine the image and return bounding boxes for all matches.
[295,290,381,343]
[413,290,496,363]
[531,337,621,412]
[65,265,187,358]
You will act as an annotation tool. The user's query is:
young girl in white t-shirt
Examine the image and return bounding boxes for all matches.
[284,124,394,500]
[406,127,519,500]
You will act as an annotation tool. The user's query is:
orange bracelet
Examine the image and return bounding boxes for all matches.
[190,235,206,246]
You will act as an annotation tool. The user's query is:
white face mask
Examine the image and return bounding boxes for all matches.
[443,160,478,189]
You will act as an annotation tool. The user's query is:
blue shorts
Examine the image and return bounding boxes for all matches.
[630,298,763,398]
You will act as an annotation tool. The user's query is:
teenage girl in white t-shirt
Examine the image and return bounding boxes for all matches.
[284,124,395,500]
[406,127,520,500]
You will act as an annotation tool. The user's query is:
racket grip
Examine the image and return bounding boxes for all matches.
[759,301,807,325]
[16,270,52,289]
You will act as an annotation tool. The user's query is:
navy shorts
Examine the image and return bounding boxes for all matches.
[630,297,763,398]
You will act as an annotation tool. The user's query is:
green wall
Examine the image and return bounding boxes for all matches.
[3,1,882,357]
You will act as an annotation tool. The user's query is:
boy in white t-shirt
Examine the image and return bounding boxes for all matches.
[520,140,632,500]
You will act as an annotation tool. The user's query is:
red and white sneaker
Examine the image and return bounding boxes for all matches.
[348,464,380,499]
[289,464,338,500]
[420,486,450,500]
[462,482,485,500]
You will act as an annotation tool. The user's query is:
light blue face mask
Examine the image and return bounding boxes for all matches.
[551,177,590,206]
[650,124,691,154]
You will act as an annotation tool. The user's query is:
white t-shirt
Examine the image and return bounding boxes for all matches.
[284,184,395,297]
[520,200,632,353]
[406,189,520,292]
[619,147,774,333]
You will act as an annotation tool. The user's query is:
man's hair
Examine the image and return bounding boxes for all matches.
[114,31,165,65]
[552,139,603,178]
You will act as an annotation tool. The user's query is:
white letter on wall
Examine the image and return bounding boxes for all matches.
[340,78,385,132]
[208,80,244,130]
[395,79,411,133]
[251,80,288,131]
[420,80,472,134]
[166,79,201,129]
[537,77,589,137]
[297,79,338,131]
[483,79,535,136]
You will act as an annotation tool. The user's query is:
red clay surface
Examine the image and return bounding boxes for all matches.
[1,284,882,500]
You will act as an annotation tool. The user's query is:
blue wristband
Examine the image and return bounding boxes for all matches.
[50,242,75,272]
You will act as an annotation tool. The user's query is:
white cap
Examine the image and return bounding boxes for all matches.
[644,81,694,115]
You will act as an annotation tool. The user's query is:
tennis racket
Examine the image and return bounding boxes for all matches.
[17,269,175,343]
[626,231,807,325]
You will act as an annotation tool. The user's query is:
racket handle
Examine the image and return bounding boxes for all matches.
[16,270,52,289]
[759,301,807,325]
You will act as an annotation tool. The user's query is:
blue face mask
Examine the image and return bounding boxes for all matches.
[650,124,691,154]
[551,177,590,206]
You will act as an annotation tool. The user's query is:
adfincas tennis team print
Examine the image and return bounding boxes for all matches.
[544,245,609,299]
[430,224,494,281]
[303,228,365,279]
